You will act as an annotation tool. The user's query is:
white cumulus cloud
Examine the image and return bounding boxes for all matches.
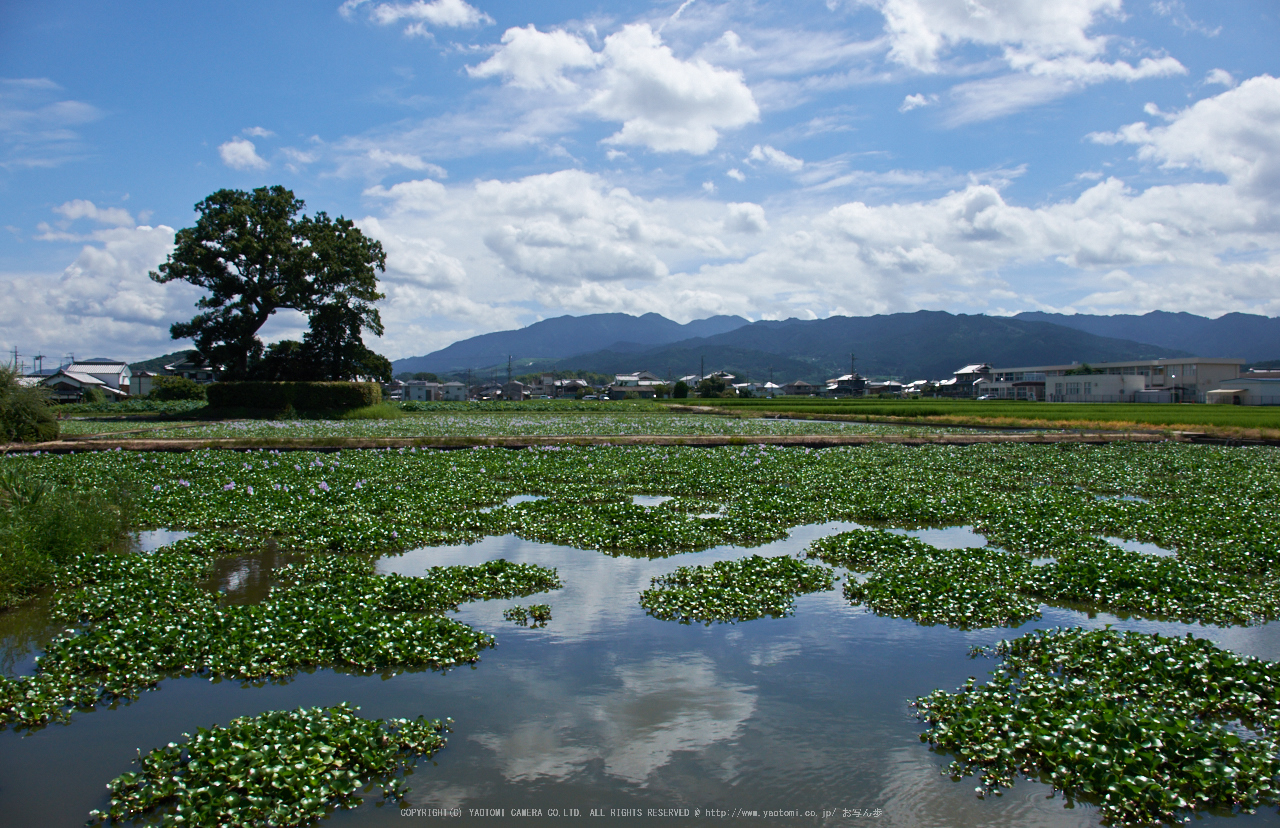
[724,202,768,233]
[364,178,449,213]
[366,148,447,177]
[591,24,759,154]
[53,199,134,227]
[1089,75,1280,196]
[874,0,1125,73]
[363,0,491,31]
[865,0,1186,122]
[463,22,759,154]
[746,144,804,171]
[1204,68,1237,88]
[218,137,268,170]
[899,92,937,111]
[467,25,600,92]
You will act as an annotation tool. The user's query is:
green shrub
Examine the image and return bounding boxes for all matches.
[697,376,727,397]
[340,402,405,420]
[148,375,207,401]
[82,386,107,404]
[0,464,133,608]
[0,367,58,442]
[207,381,381,411]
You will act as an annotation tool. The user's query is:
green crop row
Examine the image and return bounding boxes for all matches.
[686,398,1280,430]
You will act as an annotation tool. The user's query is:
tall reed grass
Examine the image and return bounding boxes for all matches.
[0,466,134,609]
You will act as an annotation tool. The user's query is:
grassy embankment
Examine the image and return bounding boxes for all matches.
[672,397,1280,440]
[0,466,134,609]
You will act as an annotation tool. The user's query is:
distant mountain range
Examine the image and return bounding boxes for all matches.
[391,313,748,375]
[1014,311,1280,363]
[558,312,1190,382]
[128,350,197,373]
[391,308,1280,383]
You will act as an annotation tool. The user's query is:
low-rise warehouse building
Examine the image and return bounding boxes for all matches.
[1206,377,1280,405]
[976,358,1244,403]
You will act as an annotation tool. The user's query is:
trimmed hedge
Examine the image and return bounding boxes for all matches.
[207,381,381,411]
[148,375,207,401]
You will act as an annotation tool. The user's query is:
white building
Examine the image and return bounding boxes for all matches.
[163,354,216,383]
[781,380,816,396]
[42,369,128,402]
[866,380,905,396]
[441,381,468,401]
[66,358,131,393]
[614,370,664,387]
[984,358,1243,403]
[732,381,782,397]
[1206,376,1280,406]
[403,381,442,402]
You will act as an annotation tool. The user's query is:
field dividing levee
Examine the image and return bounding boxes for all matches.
[5,430,1242,453]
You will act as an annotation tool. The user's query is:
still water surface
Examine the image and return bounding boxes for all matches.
[2,522,1279,827]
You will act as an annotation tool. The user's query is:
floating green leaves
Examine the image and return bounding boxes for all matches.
[808,526,1280,629]
[6,440,1280,624]
[1026,545,1279,626]
[640,555,833,624]
[809,529,1039,629]
[0,549,560,728]
[503,604,552,627]
[915,627,1280,827]
[89,704,448,827]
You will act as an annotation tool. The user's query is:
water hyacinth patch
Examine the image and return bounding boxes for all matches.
[503,604,552,627]
[640,555,834,625]
[69,410,952,440]
[809,526,1280,629]
[1025,544,1280,626]
[4,441,1280,618]
[89,704,449,827]
[809,529,1038,629]
[0,549,560,728]
[914,627,1280,827]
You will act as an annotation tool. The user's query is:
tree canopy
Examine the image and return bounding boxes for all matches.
[151,186,388,381]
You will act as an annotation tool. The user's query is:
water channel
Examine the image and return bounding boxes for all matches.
[2,521,1279,827]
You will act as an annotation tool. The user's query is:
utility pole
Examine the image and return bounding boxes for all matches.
[9,347,17,370]
[850,351,856,377]
[33,354,45,374]
[507,355,513,384]
[700,356,704,381]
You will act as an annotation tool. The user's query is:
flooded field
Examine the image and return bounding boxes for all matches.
[2,443,1279,826]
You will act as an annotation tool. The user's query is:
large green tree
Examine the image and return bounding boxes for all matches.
[151,186,388,380]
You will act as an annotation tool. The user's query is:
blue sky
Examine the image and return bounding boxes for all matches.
[2,0,1277,363]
